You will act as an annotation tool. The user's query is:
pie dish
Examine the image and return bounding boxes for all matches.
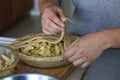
[10,17,78,68]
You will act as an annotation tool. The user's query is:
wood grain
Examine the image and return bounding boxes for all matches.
[13,61,75,80]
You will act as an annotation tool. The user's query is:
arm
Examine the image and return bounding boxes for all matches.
[39,0,57,13]
[100,27,120,48]
[64,27,120,68]
[39,0,65,35]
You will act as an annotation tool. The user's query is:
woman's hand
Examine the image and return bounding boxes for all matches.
[41,4,65,35]
[64,32,111,68]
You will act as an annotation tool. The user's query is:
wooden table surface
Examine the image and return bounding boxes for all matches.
[13,61,75,80]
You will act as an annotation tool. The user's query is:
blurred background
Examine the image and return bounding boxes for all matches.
[0,0,74,38]
[0,1,86,80]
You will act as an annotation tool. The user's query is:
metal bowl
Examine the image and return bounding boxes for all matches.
[0,73,60,80]
[0,45,20,77]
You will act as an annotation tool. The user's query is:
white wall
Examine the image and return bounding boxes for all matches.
[30,0,41,16]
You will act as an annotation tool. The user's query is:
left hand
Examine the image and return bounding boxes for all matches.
[63,32,110,68]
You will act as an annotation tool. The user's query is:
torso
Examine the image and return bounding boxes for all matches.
[69,0,120,35]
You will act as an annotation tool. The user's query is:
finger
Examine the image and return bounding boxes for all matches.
[42,22,55,35]
[49,14,65,27]
[68,50,84,62]
[42,17,63,34]
[81,62,90,68]
[63,50,75,59]
[42,27,54,35]
[64,43,79,59]
[56,8,68,23]
[73,56,87,67]
[57,8,64,18]
[64,39,80,59]
[48,19,64,33]
[45,19,64,33]
[42,19,56,34]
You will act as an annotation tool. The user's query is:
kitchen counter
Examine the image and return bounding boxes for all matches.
[66,67,86,80]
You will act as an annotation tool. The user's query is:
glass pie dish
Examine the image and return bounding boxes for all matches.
[0,45,20,77]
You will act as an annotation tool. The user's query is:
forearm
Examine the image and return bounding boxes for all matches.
[98,27,120,48]
[39,0,57,13]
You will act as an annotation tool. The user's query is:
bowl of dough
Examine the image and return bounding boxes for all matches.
[10,17,78,68]
[10,32,78,68]
[0,45,20,77]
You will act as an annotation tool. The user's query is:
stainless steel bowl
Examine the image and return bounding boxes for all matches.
[0,73,60,80]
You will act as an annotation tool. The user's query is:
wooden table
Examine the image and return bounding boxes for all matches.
[13,61,75,80]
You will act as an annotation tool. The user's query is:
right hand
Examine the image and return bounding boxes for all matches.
[41,5,65,35]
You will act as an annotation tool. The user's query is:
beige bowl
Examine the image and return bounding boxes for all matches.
[20,53,70,68]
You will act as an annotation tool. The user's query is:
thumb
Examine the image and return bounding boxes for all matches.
[57,8,65,19]
[57,9,68,23]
